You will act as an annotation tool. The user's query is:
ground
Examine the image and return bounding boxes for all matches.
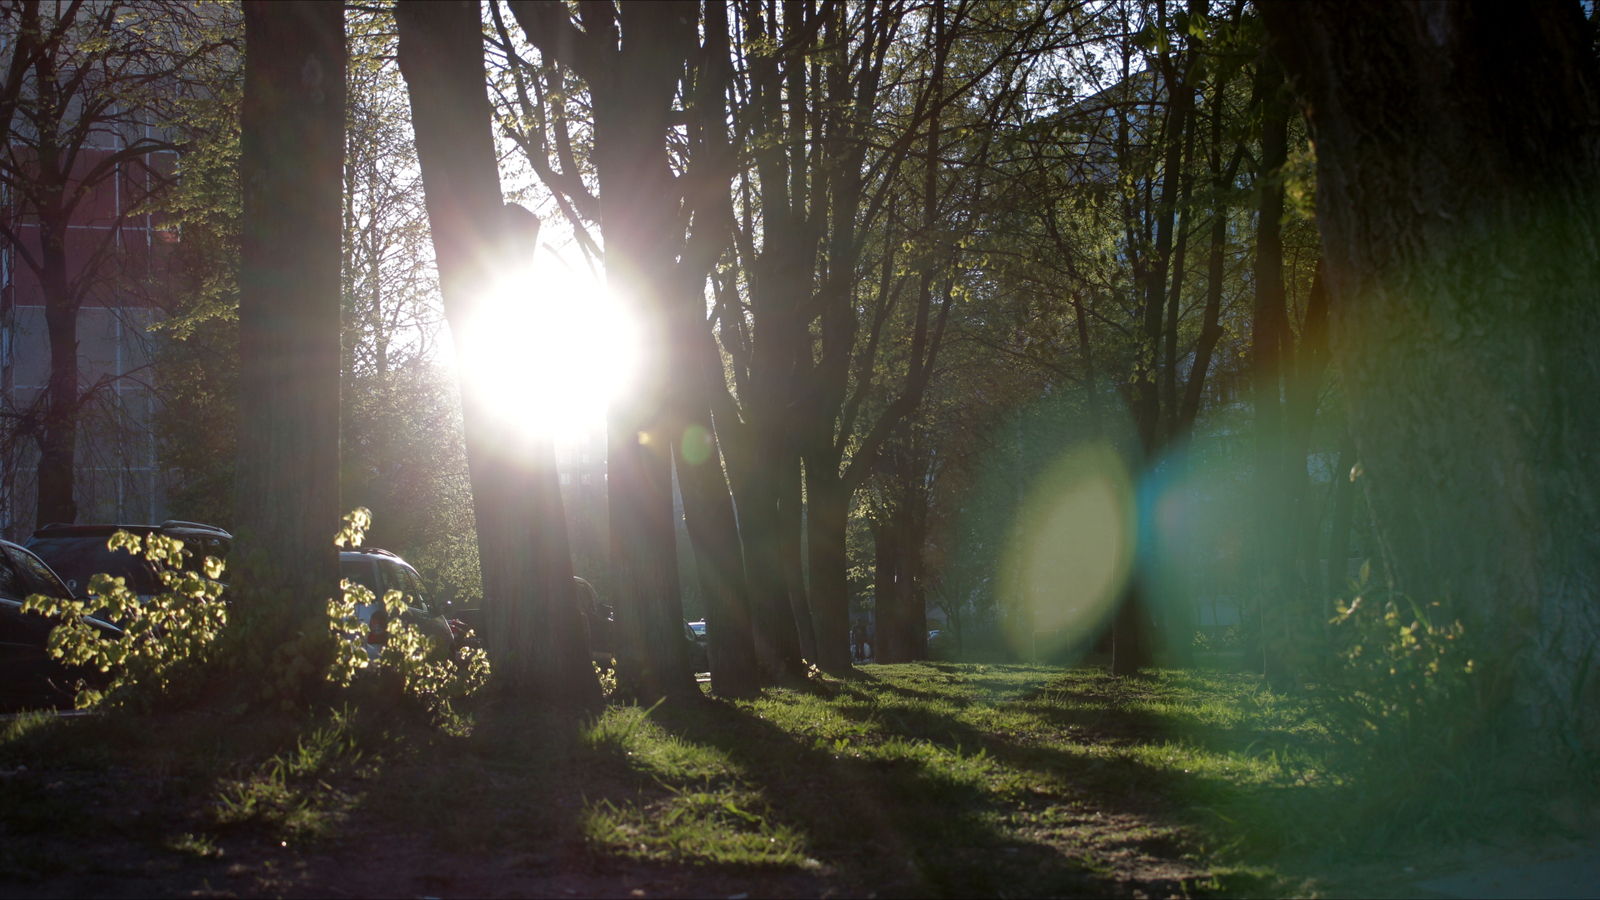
[0,662,1593,898]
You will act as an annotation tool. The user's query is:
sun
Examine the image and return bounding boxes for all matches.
[455,254,637,443]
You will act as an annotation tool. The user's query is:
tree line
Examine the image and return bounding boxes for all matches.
[3,0,1597,751]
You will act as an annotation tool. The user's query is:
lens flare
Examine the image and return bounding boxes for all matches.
[1001,442,1136,659]
[455,257,637,442]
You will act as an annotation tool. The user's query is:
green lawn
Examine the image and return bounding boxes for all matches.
[0,662,1566,897]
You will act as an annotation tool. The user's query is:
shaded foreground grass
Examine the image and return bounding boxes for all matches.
[0,663,1582,897]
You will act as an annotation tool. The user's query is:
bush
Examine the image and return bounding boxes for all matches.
[21,508,489,718]
[1323,570,1496,766]
[22,530,227,709]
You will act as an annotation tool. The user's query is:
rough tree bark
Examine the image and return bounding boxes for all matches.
[395,0,598,706]
[1263,0,1600,746]
[233,0,344,647]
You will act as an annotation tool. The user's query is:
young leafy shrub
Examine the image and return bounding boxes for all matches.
[333,508,491,718]
[22,530,227,709]
[1324,571,1494,765]
[593,660,618,699]
[20,507,490,718]
[339,579,490,717]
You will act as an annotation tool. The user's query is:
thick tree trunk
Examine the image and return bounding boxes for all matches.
[233,1,344,651]
[396,0,598,705]
[1264,1,1600,746]
[673,401,760,696]
[734,450,806,680]
[803,442,853,673]
[589,4,698,699]
[507,1,699,697]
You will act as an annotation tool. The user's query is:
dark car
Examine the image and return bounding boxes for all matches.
[26,520,232,599]
[565,581,708,674]
[339,548,454,658]
[0,540,121,710]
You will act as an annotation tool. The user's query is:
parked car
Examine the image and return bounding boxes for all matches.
[26,520,232,600]
[0,539,120,710]
[576,587,709,674]
[685,620,708,673]
[339,547,455,658]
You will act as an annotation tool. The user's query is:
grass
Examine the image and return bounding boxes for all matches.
[0,660,1587,896]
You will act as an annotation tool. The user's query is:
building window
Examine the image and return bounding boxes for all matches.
[560,473,571,485]
[581,474,593,485]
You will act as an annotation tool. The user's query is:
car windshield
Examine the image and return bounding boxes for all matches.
[26,536,158,596]
[5,547,72,599]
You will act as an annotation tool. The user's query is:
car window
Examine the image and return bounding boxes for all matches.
[340,559,379,601]
[5,547,72,599]
[378,561,428,614]
[0,556,24,600]
[25,536,159,595]
[400,568,431,614]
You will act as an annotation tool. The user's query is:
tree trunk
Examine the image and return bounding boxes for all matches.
[1250,50,1291,680]
[1111,585,1154,676]
[1175,112,1240,442]
[803,440,853,673]
[902,447,928,662]
[734,447,806,680]
[31,50,80,527]
[1282,262,1330,592]
[589,3,698,699]
[1325,427,1356,612]
[507,1,701,697]
[673,391,760,696]
[36,214,77,525]
[872,510,901,662]
[778,449,817,664]
[396,0,598,705]
[1264,0,1600,745]
[233,0,344,655]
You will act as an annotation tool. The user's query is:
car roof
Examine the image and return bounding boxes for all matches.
[339,547,407,564]
[31,520,232,540]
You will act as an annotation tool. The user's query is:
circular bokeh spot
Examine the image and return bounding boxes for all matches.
[681,424,714,465]
[1001,442,1136,659]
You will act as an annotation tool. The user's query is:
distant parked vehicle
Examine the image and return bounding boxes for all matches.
[26,520,232,600]
[577,587,709,674]
[0,539,120,710]
[685,620,708,674]
[339,548,455,659]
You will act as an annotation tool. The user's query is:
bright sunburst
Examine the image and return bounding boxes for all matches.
[456,253,637,443]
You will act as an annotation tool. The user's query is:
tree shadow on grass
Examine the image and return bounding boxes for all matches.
[775,667,1350,894]
[638,693,1113,898]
